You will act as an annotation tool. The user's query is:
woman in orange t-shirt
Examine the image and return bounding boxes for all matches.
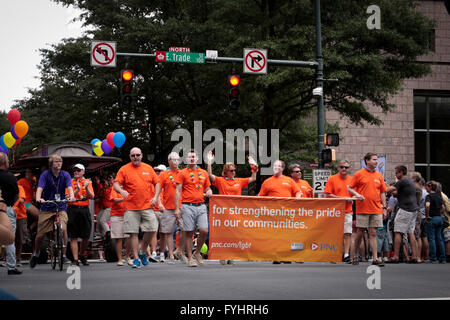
[206,151,258,265]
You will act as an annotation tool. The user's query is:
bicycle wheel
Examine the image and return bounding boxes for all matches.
[56,224,64,271]
[49,235,56,269]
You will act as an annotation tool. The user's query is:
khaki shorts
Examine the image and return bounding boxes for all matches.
[123,209,158,234]
[356,213,383,228]
[37,211,68,235]
[160,209,178,234]
[394,208,416,234]
[15,218,28,245]
[110,216,130,239]
[344,213,353,234]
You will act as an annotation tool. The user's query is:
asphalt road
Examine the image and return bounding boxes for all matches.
[1,259,449,301]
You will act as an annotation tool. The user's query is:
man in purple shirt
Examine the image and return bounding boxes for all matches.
[30,155,75,268]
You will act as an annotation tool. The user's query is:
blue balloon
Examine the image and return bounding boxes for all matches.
[0,135,8,151]
[90,138,101,146]
[0,145,8,155]
[113,132,126,148]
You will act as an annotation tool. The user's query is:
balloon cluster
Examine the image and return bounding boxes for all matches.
[90,131,126,157]
[0,109,29,154]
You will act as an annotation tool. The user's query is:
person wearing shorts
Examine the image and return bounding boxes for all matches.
[324,160,355,263]
[348,153,387,266]
[114,147,161,269]
[175,149,212,267]
[67,164,95,266]
[158,153,183,264]
[31,154,75,268]
[109,186,131,266]
[386,165,420,263]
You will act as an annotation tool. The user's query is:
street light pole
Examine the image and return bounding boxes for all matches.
[315,0,325,169]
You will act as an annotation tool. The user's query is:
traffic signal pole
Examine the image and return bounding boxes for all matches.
[315,0,325,169]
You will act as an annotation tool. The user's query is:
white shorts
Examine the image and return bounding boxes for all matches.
[110,216,130,239]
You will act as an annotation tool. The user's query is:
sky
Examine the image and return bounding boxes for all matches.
[0,0,86,113]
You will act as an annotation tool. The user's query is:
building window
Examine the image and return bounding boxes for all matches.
[414,92,450,194]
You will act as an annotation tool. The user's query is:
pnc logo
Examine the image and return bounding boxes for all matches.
[311,242,319,251]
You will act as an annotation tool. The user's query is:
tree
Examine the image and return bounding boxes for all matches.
[11,0,433,171]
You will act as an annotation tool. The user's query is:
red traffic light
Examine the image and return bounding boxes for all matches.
[122,70,134,81]
[229,75,240,87]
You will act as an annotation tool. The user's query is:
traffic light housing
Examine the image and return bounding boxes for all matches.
[322,148,336,163]
[121,69,134,107]
[324,133,339,146]
[228,74,240,110]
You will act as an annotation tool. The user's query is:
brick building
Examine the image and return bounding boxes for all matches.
[326,0,450,193]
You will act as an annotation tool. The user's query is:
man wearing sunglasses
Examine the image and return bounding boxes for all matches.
[288,164,314,198]
[114,147,161,269]
[324,160,355,263]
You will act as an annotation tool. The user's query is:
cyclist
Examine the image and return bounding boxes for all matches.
[30,155,75,268]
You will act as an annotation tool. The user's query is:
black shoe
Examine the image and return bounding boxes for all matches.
[343,255,351,263]
[71,260,80,266]
[79,255,89,266]
[8,268,23,275]
[29,256,38,269]
[273,261,281,264]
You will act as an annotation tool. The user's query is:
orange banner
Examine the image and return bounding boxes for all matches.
[209,195,346,262]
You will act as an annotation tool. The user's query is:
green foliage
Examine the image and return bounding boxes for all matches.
[9,0,433,168]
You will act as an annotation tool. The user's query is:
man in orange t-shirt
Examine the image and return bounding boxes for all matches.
[67,164,95,266]
[324,160,355,262]
[258,160,302,198]
[114,147,161,269]
[288,164,314,198]
[14,185,27,266]
[174,149,212,267]
[348,153,387,266]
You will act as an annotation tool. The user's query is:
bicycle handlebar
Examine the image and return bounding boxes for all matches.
[42,197,87,204]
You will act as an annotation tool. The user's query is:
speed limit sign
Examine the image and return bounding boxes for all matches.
[313,169,332,195]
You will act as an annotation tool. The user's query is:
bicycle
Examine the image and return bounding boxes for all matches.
[42,199,69,271]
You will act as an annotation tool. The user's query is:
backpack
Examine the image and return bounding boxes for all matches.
[440,192,450,229]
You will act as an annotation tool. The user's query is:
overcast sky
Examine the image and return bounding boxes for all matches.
[0,0,86,113]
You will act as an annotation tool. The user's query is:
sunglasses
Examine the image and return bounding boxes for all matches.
[229,169,236,172]
[292,170,301,173]
[339,166,350,169]
[130,154,141,158]
[74,168,82,172]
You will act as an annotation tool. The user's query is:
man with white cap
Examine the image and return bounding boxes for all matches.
[67,163,95,266]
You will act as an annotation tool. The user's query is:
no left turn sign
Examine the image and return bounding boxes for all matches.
[243,48,267,74]
[91,41,117,67]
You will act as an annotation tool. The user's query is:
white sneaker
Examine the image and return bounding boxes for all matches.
[149,252,158,263]
[160,252,165,263]
[127,258,134,266]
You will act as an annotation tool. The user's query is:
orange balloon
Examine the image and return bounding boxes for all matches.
[14,121,29,138]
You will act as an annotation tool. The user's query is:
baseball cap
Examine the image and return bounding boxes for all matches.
[74,164,85,171]
[155,164,167,171]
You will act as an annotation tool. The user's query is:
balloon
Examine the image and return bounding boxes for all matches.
[0,135,8,151]
[93,146,104,157]
[113,132,126,148]
[0,146,8,155]
[90,138,101,146]
[7,109,20,125]
[11,125,19,140]
[106,132,115,148]
[14,120,29,138]
[101,139,113,155]
[200,243,208,254]
[14,138,22,146]
[3,132,16,148]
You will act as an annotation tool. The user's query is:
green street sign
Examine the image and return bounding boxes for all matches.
[165,51,205,64]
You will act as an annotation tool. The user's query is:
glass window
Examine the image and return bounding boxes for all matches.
[413,96,426,129]
[414,132,426,164]
[429,97,450,130]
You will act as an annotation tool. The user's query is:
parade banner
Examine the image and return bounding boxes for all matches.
[209,195,346,262]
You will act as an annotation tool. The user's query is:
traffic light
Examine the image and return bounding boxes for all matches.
[324,133,339,146]
[322,148,336,163]
[228,74,240,110]
[121,69,134,107]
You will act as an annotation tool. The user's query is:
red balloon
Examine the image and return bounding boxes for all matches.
[106,132,115,147]
[8,109,21,125]
[14,138,22,146]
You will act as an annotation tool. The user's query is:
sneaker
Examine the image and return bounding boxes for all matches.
[138,253,149,266]
[132,258,141,269]
[71,260,80,266]
[439,260,447,264]
[7,268,22,275]
[160,252,165,263]
[149,252,158,263]
[227,260,236,266]
[63,256,71,264]
[79,255,89,266]
[219,260,227,265]
[188,259,197,267]
[175,252,188,264]
[343,255,351,263]
[194,252,204,265]
[117,261,124,266]
[127,258,134,266]
[30,256,38,269]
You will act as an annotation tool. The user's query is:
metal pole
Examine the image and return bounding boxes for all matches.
[315,0,325,169]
